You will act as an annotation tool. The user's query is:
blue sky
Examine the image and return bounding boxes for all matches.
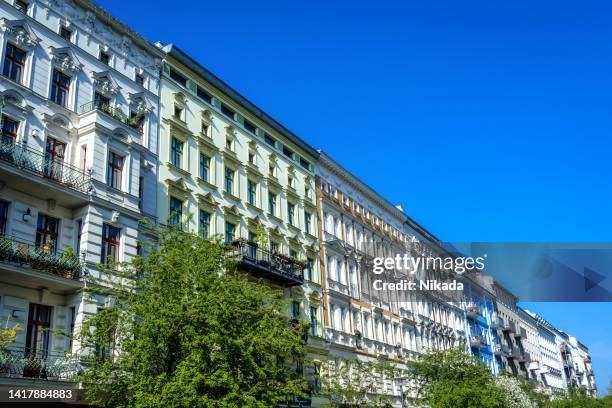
[97,0,612,394]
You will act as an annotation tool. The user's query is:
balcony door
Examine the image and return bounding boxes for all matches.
[36,214,59,253]
[25,303,52,358]
[44,137,66,181]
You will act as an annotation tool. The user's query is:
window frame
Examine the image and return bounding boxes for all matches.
[101,223,121,264]
[2,43,26,84]
[170,137,183,168]
[50,69,71,108]
[106,151,124,190]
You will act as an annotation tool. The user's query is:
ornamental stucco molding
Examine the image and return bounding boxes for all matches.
[0,19,40,49]
[48,46,82,75]
[90,71,121,96]
[127,92,153,114]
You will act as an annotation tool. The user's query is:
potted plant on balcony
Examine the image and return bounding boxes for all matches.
[58,246,79,279]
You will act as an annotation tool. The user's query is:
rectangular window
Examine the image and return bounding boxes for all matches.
[225,222,235,243]
[1,115,19,145]
[138,176,144,210]
[44,137,66,181]
[50,69,70,107]
[106,152,124,190]
[224,168,234,194]
[135,73,144,87]
[0,200,8,234]
[25,303,52,358]
[310,307,318,336]
[306,258,314,281]
[201,122,209,136]
[99,51,110,65]
[15,0,28,13]
[199,210,210,238]
[264,133,275,147]
[94,91,110,107]
[35,214,59,253]
[170,137,183,168]
[169,197,183,230]
[299,157,311,170]
[129,110,144,131]
[81,145,87,174]
[76,219,83,254]
[196,86,212,104]
[101,223,120,264]
[199,153,210,181]
[282,145,294,159]
[2,43,26,84]
[220,103,235,119]
[305,211,312,234]
[291,301,300,321]
[268,192,277,216]
[288,202,295,225]
[247,180,257,205]
[169,67,187,86]
[243,119,256,134]
[248,152,255,165]
[59,26,72,41]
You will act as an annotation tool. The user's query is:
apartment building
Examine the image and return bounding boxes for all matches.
[156,44,324,404]
[559,334,597,397]
[492,282,531,378]
[518,307,544,384]
[0,0,162,385]
[316,151,468,406]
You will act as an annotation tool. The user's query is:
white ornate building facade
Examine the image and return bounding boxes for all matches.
[0,0,162,385]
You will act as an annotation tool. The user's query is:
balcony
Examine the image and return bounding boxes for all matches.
[0,141,91,204]
[504,320,517,333]
[514,326,527,338]
[79,101,143,132]
[470,335,483,348]
[0,234,84,287]
[224,240,304,287]
[0,348,80,381]
[494,344,508,356]
[466,305,481,319]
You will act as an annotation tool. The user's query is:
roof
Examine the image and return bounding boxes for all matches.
[162,44,319,159]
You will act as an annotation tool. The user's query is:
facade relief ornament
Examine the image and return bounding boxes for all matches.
[1,19,40,49]
[128,92,153,114]
[48,47,82,75]
[90,71,121,97]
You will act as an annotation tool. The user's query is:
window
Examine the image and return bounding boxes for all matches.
[0,200,8,234]
[199,153,210,181]
[264,133,275,147]
[225,221,235,243]
[170,138,183,168]
[15,0,28,13]
[282,145,294,159]
[291,301,300,321]
[50,69,70,107]
[2,43,26,83]
[288,202,295,225]
[196,86,212,104]
[1,115,19,145]
[306,258,314,281]
[269,164,275,177]
[99,51,110,65]
[25,303,52,358]
[244,119,256,134]
[169,67,187,86]
[268,192,277,216]
[247,180,257,205]
[224,168,234,194]
[59,26,72,41]
[305,186,311,199]
[107,152,124,189]
[169,197,183,229]
[76,219,83,254]
[129,110,144,131]
[44,137,66,180]
[288,176,294,189]
[135,73,144,87]
[94,91,110,107]
[36,214,59,253]
[220,103,235,119]
[138,176,144,210]
[270,241,278,253]
[81,145,87,174]
[173,105,183,120]
[248,152,255,165]
[299,157,311,170]
[201,122,209,136]
[225,137,233,151]
[305,211,312,234]
[199,210,210,238]
[101,223,120,264]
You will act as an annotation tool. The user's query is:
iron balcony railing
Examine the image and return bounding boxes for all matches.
[0,348,81,381]
[0,141,91,194]
[79,101,144,132]
[0,234,84,280]
[225,240,304,286]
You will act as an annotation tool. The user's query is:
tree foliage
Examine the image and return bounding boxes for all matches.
[76,226,309,408]
[407,347,506,408]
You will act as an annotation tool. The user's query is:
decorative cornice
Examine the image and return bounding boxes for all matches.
[90,71,121,96]
[48,46,82,75]
[0,19,39,49]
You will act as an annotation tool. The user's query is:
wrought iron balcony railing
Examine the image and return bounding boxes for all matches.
[79,101,144,132]
[0,141,91,194]
[225,240,304,287]
[0,348,81,381]
[0,234,84,280]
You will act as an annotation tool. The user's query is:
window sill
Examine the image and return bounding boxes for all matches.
[246,203,262,213]
[222,190,240,202]
[196,177,218,191]
[167,162,191,177]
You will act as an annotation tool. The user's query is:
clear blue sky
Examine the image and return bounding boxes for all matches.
[97,0,612,395]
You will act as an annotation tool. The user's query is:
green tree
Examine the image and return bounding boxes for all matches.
[407,347,506,408]
[551,386,607,408]
[76,225,309,407]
